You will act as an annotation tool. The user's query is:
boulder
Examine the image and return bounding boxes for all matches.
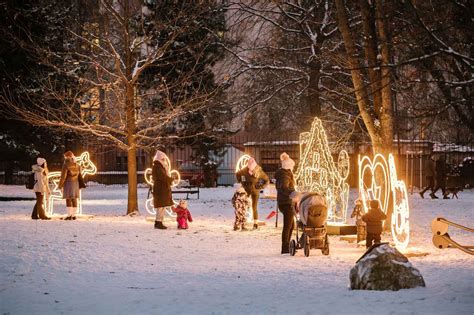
[350,243,425,291]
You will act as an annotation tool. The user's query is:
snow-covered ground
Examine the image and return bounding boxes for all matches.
[0,185,473,315]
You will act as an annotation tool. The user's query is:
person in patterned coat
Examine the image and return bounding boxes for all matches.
[232,186,250,231]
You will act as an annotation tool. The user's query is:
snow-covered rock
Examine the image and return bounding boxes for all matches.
[350,243,426,291]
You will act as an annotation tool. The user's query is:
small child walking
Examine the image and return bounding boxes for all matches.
[351,199,366,243]
[362,199,387,249]
[232,186,250,231]
[172,200,193,229]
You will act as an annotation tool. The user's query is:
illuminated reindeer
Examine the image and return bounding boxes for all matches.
[46,152,97,216]
[294,117,350,222]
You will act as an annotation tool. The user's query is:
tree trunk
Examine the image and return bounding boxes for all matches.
[126,82,138,215]
[375,0,393,155]
[306,59,322,118]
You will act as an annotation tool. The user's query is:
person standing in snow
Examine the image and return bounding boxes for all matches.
[274,152,296,254]
[152,150,174,230]
[236,157,269,230]
[59,151,82,220]
[433,155,449,199]
[172,200,193,229]
[362,199,387,249]
[232,186,250,231]
[419,155,436,199]
[31,157,51,220]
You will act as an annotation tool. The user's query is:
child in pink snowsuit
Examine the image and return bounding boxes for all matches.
[172,200,193,229]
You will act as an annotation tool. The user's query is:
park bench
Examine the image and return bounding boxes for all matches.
[172,185,200,200]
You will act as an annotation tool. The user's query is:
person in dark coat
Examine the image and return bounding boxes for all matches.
[235,157,269,229]
[152,150,174,229]
[432,155,449,199]
[419,155,437,199]
[362,199,387,249]
[274,152,296,254]
[59,151,82,220]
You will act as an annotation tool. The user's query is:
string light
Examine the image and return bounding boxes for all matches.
[388,154,410,250]
[144,154,181,216]
[358,153,410,250]
[294,118,350,222]
[46,151,97,216]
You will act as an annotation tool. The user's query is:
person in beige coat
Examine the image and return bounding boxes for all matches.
[31,157,51,220]
[59,151,82,220]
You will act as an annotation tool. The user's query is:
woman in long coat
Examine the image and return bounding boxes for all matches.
[236,157,269,229]
[274,153,296,254]
[31,157,51,220]
[152,150,174,229]
[59,151,82,220]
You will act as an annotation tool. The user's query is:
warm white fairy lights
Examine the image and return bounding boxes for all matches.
[294,117,350,222]
[46,151,97,216]
[144,154,181,216]
[388,154,410,250]
[358,153,410,250]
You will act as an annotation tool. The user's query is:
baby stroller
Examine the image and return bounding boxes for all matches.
[289,192,329,257]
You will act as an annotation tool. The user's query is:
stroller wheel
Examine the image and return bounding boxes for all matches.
[304,241,310,257]
[322,235,329,256]
[289,240,296,256]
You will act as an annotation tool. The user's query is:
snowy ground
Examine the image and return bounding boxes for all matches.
[0,185,473,315]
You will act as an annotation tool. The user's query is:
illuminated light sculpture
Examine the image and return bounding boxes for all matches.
[144,154,181,216]
[46,151,97,216]
[358,154,390,215]
[388,154,410,250]
[294,117,350,222]
[235,154,255,222]
[358,153,410,250]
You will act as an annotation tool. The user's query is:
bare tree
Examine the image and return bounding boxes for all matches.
[0,0,227,214]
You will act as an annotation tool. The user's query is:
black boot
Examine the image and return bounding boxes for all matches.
[430,193,439,199]
[154,221,167,229]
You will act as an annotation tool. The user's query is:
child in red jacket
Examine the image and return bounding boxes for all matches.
[172,200,193,229]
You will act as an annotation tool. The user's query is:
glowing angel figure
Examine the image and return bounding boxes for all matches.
[294,117,350,222]
[46,152,97,216]
[144,154,181,216]
[388,154,410,250]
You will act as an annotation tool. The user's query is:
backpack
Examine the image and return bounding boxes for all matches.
[25,173,37,190]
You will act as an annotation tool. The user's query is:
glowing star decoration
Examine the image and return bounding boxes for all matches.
[144,155,181,217]
[388,154,410,250]
[235,154,255,222]
[46,151,97,216]
[358,153,410,250]
[294,117,350,222]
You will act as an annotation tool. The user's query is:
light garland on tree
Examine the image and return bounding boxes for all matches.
[294,117,350,222]
[358,153,410,250]
[144,154,181,216]
[46,151,97,216]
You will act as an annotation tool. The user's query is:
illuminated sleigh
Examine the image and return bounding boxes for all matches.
[294,118,350,223]
[144,154,180,217]
[46,151,97,216]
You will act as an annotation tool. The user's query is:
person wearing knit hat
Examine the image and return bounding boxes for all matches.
[59,151,82,220]
[152,150,174,229]
[31,157,51,220]
[274,152,296,254]
[236,156,269,230]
